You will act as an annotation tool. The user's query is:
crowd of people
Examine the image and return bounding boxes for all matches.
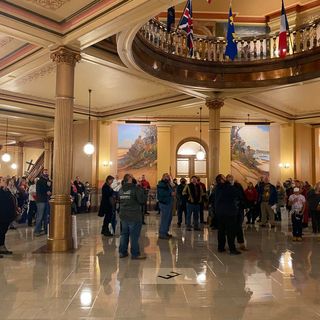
[1,168,320,260]
[0,170,92,258]
[97,172,320,259]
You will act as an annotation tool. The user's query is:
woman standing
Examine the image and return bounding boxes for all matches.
[215,174,241,255]
[0,177,16,255]
[118,174,146,259]
[98,175,115,237]
[244,182,258,224]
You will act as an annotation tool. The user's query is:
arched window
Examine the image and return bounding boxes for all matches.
[176,140,207,179]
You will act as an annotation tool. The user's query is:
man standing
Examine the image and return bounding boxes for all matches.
[176,178,187,227]
[258,176,277,228]
[183,176,203,231]
[118,174,146,259]
[74,176,85,212]
[34,169,51,236]
[27,178,38,226]
[157,173,174,239]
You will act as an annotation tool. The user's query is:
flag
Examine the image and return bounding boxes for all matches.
[279,0,289,58]
[225,6,237,61]
[167,6,175,32]
[178,0,193,56]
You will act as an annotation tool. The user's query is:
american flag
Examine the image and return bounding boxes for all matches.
[178,0,193,56]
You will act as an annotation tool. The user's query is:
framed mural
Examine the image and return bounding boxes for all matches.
[117,124,157,186]
[231,125,270,186]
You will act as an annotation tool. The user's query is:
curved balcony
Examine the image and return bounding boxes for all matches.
[131,18,320,89]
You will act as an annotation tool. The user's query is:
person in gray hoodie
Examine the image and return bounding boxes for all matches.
[118,173,146,259]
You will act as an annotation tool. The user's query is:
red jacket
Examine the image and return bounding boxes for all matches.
[140,180,150,190]
[244,188,258,203]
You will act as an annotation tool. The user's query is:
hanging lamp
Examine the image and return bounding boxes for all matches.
[83,89,95,155]
[1,118,11,163]
[196,107,205,161]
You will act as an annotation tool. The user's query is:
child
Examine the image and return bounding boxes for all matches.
[288,187,306,241]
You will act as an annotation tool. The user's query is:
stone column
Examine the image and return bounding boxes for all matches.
[48,47,81,252]
[17,141,24,177]
[43,137,53,177]
[206,98,224,185]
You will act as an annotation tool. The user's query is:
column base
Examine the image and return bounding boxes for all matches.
[47,195,73,252]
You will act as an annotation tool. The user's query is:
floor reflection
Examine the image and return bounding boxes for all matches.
[1,213,320,319]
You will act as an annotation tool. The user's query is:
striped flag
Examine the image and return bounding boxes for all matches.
[178,0,193,56]
[279,0,289,58]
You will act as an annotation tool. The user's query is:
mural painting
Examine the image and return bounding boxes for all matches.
[231,126,270,186]
[117,124,157,186]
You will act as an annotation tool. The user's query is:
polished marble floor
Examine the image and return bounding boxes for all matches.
[1,212,320,320]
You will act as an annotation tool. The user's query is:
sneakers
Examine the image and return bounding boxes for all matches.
[132,255,147,260]
[297,237,303,242]
[0,246,13,255]
[292,236,297,241]
[119,253,128,258]
[101,231,113,237]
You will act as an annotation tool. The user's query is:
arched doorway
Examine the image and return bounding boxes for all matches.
[176,139,208,183]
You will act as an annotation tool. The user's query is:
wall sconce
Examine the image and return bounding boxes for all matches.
[279,163,290,169]
[102,160,113,167]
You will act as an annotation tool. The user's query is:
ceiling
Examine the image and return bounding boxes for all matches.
[176,0,315,17]
[0,0,319,145]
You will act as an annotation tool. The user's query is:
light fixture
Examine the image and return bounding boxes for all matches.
[245,114,270,126]
[11,163,17,170]
[83,89,95,155]
[102,160,113,167]
[196,106,205,161]
[279,163,290,169]
[1,118,11,163]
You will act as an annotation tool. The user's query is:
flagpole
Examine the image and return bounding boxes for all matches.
[176,0,189,32]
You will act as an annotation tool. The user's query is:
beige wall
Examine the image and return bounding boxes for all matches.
[279,123,295,181]
[72,121,98,185]
[295,123,313,183]
[0,146,17,177]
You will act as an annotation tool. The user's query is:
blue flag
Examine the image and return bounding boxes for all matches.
[178,0,193,56]
[225,6,237,61]
[167,7,175,32]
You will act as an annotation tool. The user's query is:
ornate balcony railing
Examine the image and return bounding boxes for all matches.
[139,18,320,62]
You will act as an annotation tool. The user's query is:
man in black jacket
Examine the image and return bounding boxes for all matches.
[215,174,241,255]
[34,169,51,236]
[176,178,187,227]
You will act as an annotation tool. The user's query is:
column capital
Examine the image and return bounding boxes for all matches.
[43,137,54,143]
[16,141,24,148]
[206,98,224,110]
[50,46,81,66]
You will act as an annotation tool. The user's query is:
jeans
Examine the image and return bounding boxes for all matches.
[177,201,187,224]
[119,220,142,257]
[292,213,303,237]
[35,202,49,234]
[0,222,10,246]
[199,202,204,223]
[27,201,37,226]
[186,203,200,228]
[159,202,172,236]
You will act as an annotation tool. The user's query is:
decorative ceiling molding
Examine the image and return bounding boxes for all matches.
[0,36,14,48]
[15,63,56,85]
[26,0,70,10]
